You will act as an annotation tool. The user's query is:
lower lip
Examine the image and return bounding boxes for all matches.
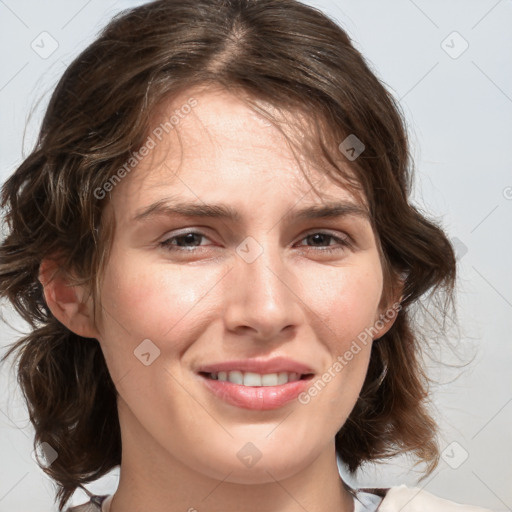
[199,374,313,410]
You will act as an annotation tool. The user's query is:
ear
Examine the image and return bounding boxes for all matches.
[38,257,100,339]
[371,299,403,340]
[372,278,405,341]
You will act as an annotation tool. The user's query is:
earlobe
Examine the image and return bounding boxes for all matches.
[373,300,402,341]
[38,258,100,339]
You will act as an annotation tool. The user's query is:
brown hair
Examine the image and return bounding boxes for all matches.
[0,0,456,509]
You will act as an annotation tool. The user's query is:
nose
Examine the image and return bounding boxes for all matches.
[223,240,304,342]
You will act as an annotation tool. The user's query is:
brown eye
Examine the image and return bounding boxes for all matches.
[296,232,352,253]
[160,231,211,251]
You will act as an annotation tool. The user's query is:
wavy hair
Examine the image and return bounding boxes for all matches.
[0,0,456,509]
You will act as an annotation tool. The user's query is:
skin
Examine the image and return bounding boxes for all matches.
[39,85,400,512]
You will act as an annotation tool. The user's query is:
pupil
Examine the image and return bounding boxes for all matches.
[310,234,326,245]
[178,233,200,247]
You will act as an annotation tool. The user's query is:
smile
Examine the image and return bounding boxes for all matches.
[204,370,311,386]
[198,372,314,410]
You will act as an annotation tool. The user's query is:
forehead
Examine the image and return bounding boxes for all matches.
[109,85,367,217]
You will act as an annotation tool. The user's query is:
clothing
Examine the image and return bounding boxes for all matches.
[65,485,494,512]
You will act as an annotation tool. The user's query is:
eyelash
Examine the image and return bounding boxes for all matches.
[158,230,352,255]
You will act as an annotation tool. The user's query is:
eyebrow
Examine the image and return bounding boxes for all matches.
[132,197,369,223]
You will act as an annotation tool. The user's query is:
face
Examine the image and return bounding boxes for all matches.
[91,85,395,484]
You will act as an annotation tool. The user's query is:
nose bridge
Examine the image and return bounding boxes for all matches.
[224,234,302,338]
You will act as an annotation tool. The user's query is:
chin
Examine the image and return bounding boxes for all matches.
[187,442,317,485]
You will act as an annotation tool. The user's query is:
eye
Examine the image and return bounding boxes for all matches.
[295,231,352,254]
[159,231,211,251]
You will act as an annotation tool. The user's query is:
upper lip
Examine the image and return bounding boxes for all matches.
[197,356,315,375]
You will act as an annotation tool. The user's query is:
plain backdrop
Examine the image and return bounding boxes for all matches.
[0,1,511,511]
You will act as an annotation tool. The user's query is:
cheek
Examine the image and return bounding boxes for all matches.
[307,261,384,349]
[101,254,197,329]
[302,269,381,418]
[96,249,226,362]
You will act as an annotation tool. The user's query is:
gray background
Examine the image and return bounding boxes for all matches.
[0,1,511,510]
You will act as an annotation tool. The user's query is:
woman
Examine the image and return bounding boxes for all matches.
[0,0,494,511]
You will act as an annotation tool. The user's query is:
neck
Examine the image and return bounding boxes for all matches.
[109,401,355,512]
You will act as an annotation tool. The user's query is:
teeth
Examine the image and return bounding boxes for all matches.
[244,372,261,386]
[209,371,301,386]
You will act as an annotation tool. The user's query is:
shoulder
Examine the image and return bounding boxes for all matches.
[377,484,494,512]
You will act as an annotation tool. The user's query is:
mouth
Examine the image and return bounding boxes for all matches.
[197,371,315,410]
[199,371,314,387]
